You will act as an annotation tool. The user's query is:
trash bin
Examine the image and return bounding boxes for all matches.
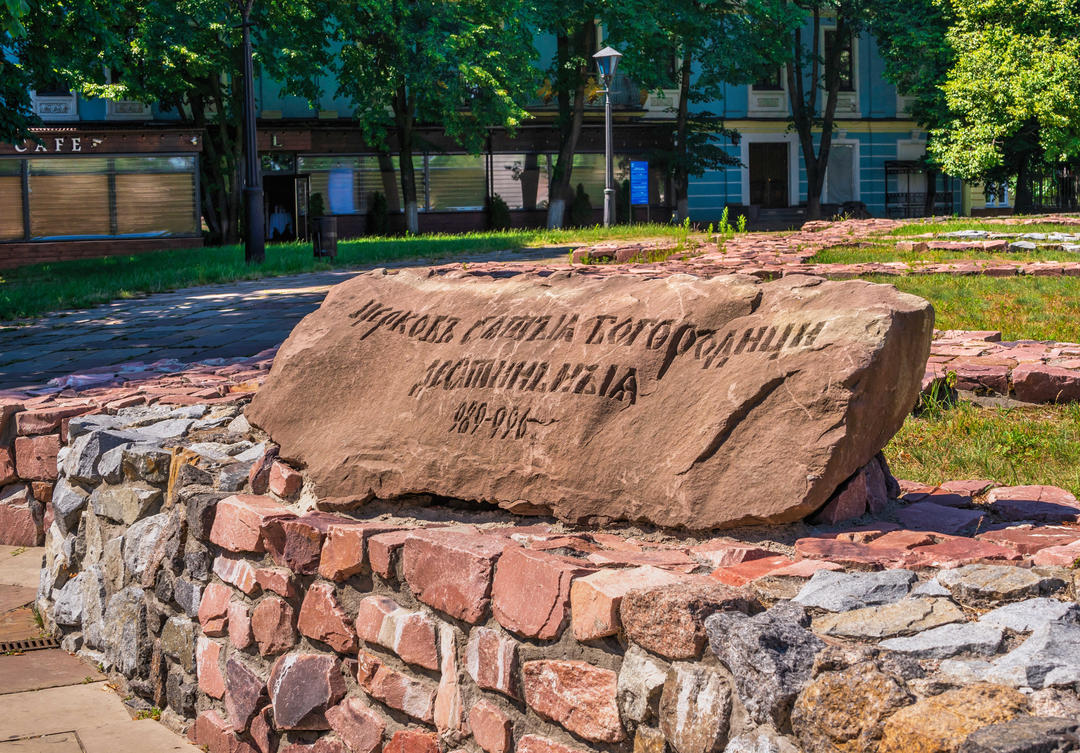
[312,216,338,258]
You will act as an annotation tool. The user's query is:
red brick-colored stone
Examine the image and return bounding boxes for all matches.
[401,529,508,623]
[584,549,698,572]
[228,599,254,650]
[868,530,937,550]
[907,537,1022,568]
[383,730,438,753]
[522,660,624,743]
[299,582,358,653]
[264,512,342,574]
[766,559,843,577]
[254,566,299,598]
[252,596,297,656]
[189,709,257,753]
[224,657,267,733]
[466,627,520,699]
[354,595,438,670]
[326,697,386,753]
[248,445,279,495]
[710,555,793,587]
[269,460,303,498]
[985,485,1080,523]
[1032,539,1080,567]
[1012,363,1080,403]
[469,700,512,753]
[356,651,437,723]
[517,736,590,753]
[570,565,684,641]
[621,580,758,660]
[269,653,347,730]
[0,484,41,546]
[0,447,15,486]
[214,554,261,595]
[492,547,595,640]
[434,623,463,734]
[895,502,985,535]
[280,740,349,753]
[199,582,232,636]
[15,405,90,436]
[940,479,995,497]
[368,530,415,578]
[14,434,59,480]
[250,706,277,753]
[319,523,399,581]
[793,537,912,568]
[197,636,225,699]
[30,481,52,505]
[978,526,1080,555]
[210,494,296,553]
[690,539,772,568]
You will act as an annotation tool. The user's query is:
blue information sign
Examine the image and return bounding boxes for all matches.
[630,161,649,205]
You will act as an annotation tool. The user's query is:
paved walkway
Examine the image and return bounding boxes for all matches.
[0,546,198,752]
[0,248,564,391]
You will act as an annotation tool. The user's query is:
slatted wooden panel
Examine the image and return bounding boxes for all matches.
[0,176,23,240]
[29,174,110,238]
[115,173,197,235]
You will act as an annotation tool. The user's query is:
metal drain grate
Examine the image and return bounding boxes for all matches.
[0,636,60,653]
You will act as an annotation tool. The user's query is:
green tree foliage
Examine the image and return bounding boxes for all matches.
[929,0,1080,212]
[331,0,534,234]
[868,0,953,213]
[1,0,34,141]
[869,0,953,130]
[20,0,331,244]
[606,0,795,218]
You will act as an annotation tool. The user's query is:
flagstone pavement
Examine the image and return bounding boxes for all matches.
[0,248,565,391]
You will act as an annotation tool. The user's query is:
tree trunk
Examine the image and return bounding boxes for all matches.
[1014,157,1034,214]
[394,85,420,234]
[672,53,693,221]
[546,21,594,229]
[787,9,845,220]
[923,165,938,216]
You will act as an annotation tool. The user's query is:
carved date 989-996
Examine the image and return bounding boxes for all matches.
[449,400,543,440]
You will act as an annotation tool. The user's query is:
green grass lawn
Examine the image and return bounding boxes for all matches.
[865,274,1080,342]
[888,219,1080,236]
[0,224,685,322]
[813,243,1072,265]
[886,401,1080,495]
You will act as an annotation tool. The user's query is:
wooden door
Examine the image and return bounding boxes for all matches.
[749,143,789,208]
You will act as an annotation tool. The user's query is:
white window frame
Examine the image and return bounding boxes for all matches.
[822,137,861,204]
[748,69,789,117]
[103,69,154,121]
[739,132,800,207]
[30,90,79,122]
[820,27,860,117]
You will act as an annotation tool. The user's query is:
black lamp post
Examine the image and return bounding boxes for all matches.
[240,0,264,263]
[593,45,623,228]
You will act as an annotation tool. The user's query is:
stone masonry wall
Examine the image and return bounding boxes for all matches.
[36,400,1080,753]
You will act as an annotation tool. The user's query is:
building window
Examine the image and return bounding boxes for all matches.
[752,70,784,91]
[824,31,855,92]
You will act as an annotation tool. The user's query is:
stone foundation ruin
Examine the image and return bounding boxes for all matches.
[22,267,1080,753]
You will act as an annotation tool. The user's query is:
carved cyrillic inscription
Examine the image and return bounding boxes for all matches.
[354,297,827,410]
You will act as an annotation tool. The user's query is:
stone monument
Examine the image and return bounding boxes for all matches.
[247,269,933,528]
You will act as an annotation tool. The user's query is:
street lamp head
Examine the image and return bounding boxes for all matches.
[593,46,623,81]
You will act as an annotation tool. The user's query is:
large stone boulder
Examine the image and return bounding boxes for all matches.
[248,269,932,529]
